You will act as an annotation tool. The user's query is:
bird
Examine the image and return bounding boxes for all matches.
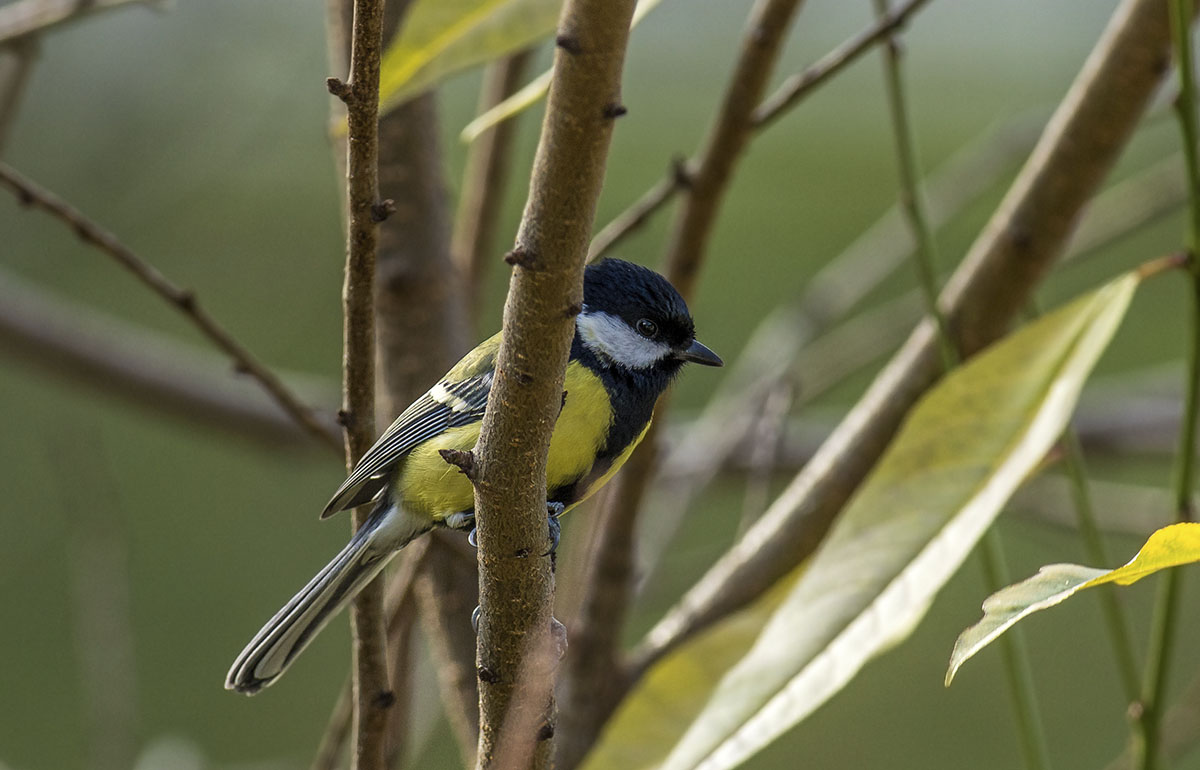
[225,258,722,694]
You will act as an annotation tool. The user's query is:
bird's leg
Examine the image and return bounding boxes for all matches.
[469,502,568,634]
[544,501,566,558]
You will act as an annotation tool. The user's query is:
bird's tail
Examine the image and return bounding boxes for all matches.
[225,504,429,695]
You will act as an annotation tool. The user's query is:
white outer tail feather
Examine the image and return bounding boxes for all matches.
[225,505,429,694]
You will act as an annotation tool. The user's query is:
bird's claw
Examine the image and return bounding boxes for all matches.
[543,502,566,557]
[464,502,564,556]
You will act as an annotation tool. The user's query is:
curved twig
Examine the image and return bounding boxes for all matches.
[0,163,342,452]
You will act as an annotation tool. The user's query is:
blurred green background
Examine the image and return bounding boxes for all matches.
[2,0,1197,768]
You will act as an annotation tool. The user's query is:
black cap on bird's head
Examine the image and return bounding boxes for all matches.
[578,259,723,371]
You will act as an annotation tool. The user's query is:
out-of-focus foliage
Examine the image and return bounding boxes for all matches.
[654,270,1141,770]
[378,0,561,116]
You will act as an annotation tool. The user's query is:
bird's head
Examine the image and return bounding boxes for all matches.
[577,259,723,372]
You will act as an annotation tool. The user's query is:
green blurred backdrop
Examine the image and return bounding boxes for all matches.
[2,0,1197,768]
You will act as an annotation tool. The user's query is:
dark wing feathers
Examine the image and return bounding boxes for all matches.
[321,370,495,518]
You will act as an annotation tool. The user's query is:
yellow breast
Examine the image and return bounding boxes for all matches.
[394,364,624,521]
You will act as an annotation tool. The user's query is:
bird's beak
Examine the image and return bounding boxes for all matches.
[678,339,723,367]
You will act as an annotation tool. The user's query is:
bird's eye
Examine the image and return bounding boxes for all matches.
[636,318,658,338]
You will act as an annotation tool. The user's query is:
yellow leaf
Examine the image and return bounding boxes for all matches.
[947,522,1200,685]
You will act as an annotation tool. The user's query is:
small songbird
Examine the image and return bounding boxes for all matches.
[226,258,722,694]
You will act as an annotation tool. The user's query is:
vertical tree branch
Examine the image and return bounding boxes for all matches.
[0,164,343,451]
[453,50,535,317]
[636,0,1182,672]
[328,0,389,766]
[470,1,638,767]
[557,2,804,763]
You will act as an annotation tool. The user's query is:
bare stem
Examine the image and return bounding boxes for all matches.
[1139,9,1200,769]
[979,534,1052,770]
[0,163,342,452]
[333,0,391,766]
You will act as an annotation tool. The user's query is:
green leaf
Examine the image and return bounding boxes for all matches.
[654,270,1141,770]
[458,0,665,142]
[578,568,804,770]
[947,522,1200,685]
[378,0,562,116]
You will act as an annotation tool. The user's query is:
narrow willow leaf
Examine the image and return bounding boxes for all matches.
[378,0,561,116]
[947,522,1200,685]
[578,568,804,770]
[458,0,664,142]
[656,271,1141,770]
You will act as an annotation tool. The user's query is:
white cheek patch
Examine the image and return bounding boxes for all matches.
[577,310,672,369]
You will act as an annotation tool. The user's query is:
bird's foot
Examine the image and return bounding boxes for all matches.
[544,501,566,557]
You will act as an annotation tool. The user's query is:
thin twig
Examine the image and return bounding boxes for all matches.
[978,535,1052,770]
[0,0,153,44]
[0,163,342,452]
[452,49,534,315]
[470,1,639,767]
[753,0,934,128]
[333,0,390,766]
[873,3,1049,761]
[1139,3,1200,768]
[586,159,691,261]
[634,0,1181,676]
[1059,429,1141,700]
[0,268,340,450]
[586,0,935,263]
[871,0,952,367]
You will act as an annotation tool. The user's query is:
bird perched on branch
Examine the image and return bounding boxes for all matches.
[226,258,722,694]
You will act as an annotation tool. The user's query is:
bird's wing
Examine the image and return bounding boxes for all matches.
[321,333,501,517]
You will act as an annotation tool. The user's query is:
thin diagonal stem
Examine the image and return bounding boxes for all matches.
[0,163,342,453]
[872,1,1047,765]
[1139,3,1200,769]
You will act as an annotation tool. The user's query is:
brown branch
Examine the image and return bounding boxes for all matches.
[453,49,535,315]
[558,0,804,762]
[752,0,934,128]
[633,0,1179,677]
[471,1,638,768]
[0,268,340,450]
[585,0,935,263]
[0,0,153,44]
[0,163,342,452]
[330,0,390,767]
